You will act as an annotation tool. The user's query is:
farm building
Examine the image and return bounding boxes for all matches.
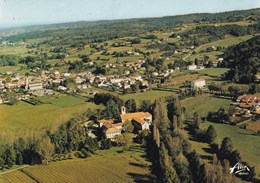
[191,79,206,89]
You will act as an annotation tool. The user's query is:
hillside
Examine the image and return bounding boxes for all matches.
[2,8,260,43]
[223,35,260,83]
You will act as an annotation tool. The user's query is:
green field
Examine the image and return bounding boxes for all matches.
[196,68,230,77]
[201,121,260,175]
[181,95,231,117]
[120,90,176,106]
[38,95,87,108]
[0,96,102,143]
[182,95,260,178]
[0,145,153,183]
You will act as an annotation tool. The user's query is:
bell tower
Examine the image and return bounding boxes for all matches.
[121,106,126,114]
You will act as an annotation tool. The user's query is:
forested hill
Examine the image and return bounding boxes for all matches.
[223,35,260,83]
[2,8,260,42]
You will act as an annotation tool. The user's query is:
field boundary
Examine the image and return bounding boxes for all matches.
[0,165,29,175]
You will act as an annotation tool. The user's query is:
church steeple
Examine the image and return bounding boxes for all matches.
[121,106,126,114]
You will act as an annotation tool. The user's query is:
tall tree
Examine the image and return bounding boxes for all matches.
[125,99,137,113]
[206,125,217,144]
[193,112,201,130]
[219,137,233,161]
[37,137,54,165]
[140,100,152,113]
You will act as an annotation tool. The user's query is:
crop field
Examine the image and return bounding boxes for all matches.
[0,171,35,183]
[0,146,153,183]
[0,98,101,143]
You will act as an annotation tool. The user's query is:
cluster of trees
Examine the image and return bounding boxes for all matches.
[0,55,20,66]
[0,138,41,169]
[141,58,164,71]
[68,61,85,72]
[188,112,217,144]
[50,47,67,53]
[0,109,103,170]
[144,95,258,183]
[178,89,204,100]
[93,66,106,75]
[50,114,99,156]
[147,97,198,183]
[179,23,260,45]
[222,35,260,83]
[207,107,230,123]
[93,93,123,119]
[168,60,192,71]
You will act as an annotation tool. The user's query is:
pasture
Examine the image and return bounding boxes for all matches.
[181,95,231,117]
[0,95,101,143]
[120,90,176,106]
[182,95,260,177]
[196,68,229,77]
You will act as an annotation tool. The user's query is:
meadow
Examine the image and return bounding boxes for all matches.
[181,95,231,117]
[196,68,229,77]
[0,95,102,143]
[181,95,260,177]
[120,90,176,106]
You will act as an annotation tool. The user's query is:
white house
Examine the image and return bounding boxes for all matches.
[132,117,150,130]
[187,65,197,70]
[191,79,206,89]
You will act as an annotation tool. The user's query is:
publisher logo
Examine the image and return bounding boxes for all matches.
[230,162,250,176]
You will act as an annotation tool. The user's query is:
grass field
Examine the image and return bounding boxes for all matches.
[182,95,260,178]
[120,90,176,106]
[196,68,230,77]
[0,145,153,183]
[200,122,260,174]
[38,95,87,108]
[0,96,102,143]
[181,95,231,117]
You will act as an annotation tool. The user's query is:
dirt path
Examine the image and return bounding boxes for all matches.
[0,165,30,175]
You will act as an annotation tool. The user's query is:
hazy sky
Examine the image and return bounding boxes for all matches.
[0,0,259,27]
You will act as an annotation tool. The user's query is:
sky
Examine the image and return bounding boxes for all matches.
[0,0,260,27]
